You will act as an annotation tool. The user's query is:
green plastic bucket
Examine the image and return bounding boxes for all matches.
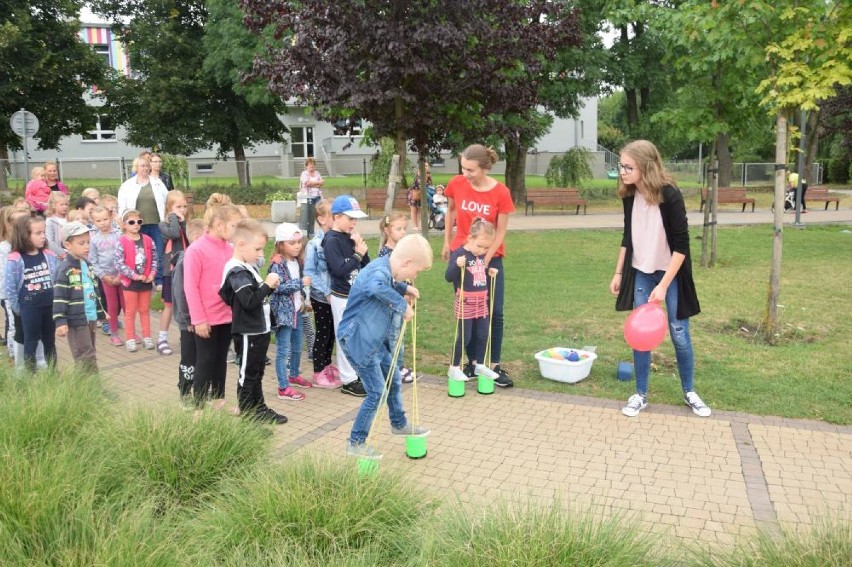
[448,377,466,397]
[477,374,495,395]
[405,435,427,459]
[357,457,379,476]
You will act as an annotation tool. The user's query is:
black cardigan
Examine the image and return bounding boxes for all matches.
[615,185,701,319]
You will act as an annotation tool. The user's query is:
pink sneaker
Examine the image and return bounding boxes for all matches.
[290,375,314,388]
[313,367,342,389]
[277,386,306,401]
[110,336,124,347]
[327,365,341,380]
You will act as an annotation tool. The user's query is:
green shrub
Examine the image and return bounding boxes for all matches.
[826,157,850,183]
[191,456,434,565]
[0,370,183,565]
[546,147,593,187]
[187,182,295,205]
[417,501,660,566]
[689,519,852,567]
[90,407,270,508]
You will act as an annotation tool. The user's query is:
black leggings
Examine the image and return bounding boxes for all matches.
[312,300,335,372]
[193,323,232,404]
[453,317,489,367]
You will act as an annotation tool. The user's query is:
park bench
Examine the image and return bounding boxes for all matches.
[364,188,409,217]
[699,187,755,212]
[805,186,840,210]
[524,188,587,215]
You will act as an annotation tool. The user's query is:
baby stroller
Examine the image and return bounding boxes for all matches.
[427,184,446,230]
[772,188,797,212]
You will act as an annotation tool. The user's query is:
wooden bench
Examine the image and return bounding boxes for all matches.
[805,186,840,210]
[364,188,409,217]
[700,187,755,212]
[524,188,587,215]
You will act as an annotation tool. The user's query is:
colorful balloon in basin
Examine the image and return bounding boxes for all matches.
[623,303,667,351]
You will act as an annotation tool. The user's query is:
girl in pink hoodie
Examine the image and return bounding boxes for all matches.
[183,202,241,409]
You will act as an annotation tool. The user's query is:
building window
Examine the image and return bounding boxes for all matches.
[83,114,116,141]
[195,163,214,173]
[92,44,110,67]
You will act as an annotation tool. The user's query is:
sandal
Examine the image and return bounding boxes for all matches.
[400,367,414,384]
[157,340,173,355]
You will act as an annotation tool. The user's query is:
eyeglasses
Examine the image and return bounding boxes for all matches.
[618,163,635,174]
[125,219,143,226]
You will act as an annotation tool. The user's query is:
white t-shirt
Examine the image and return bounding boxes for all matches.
[631,191,672,274]
[286,259,302,313]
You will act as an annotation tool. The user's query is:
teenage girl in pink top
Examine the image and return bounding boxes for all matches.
[183,203,241,409]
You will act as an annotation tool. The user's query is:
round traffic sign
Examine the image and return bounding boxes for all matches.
[10,110,39,137]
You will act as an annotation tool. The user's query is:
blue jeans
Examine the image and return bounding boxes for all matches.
[141,224,164,286]
[632,270,695,396]
[274,319,303,389]
[348,356,407,445]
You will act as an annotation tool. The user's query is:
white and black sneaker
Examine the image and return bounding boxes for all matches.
[492,365,514,388]
[622,394,648,417]
[684,391,712,417]
[341,379,367,397]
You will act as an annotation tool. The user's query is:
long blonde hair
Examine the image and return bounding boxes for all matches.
[378,212,407,247]
[616,140,676,204]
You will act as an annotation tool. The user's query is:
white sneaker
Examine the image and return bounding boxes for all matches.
[143,337,155,350]
[125,339,137,353]
[474,364,499,379]
[447,366,470,382]
[346,442,383,460]
[622,394,647,417]
[684,391,712,417]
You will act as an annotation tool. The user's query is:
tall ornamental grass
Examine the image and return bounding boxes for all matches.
[189,455,433,565]
[414,501,660,567]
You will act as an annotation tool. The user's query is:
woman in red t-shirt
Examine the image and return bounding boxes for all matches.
[442,144,515,387]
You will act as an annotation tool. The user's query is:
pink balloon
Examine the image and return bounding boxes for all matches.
[623,303,667,351]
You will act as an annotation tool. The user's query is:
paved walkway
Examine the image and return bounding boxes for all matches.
[71,303,851,550]
[31,207,852,549]
[261,206,852,238]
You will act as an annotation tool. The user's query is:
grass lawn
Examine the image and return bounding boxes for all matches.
[391,224,852,424]
[149,222,851,423]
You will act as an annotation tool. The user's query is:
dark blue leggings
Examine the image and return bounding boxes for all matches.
[21,305,56,371]
[465,256,505,364]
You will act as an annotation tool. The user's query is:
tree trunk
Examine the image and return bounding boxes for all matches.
[0,145,9,193]
[625,88,639,128]
[700,144,717,268]
[715,132,732,188]
[764,111,787,344]
[503,138,527,204]
[620,25,639,127]
[385,154,400,215]
[234,143,249,187]
[418,156,429,236]
[394,96,407,190]
[805,110,819,182]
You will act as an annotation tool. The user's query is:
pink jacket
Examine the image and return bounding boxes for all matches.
[183,232,233,327]
[25,180,51,213]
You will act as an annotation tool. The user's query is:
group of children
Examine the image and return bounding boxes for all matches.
[2,185,504,460]
[0,187,197,372]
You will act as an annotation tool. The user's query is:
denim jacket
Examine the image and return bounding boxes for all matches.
[338,256,408,369]
[268,256,303,329]
[304,228,330,303]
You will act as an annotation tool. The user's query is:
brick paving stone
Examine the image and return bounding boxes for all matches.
[749,424,852,530]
